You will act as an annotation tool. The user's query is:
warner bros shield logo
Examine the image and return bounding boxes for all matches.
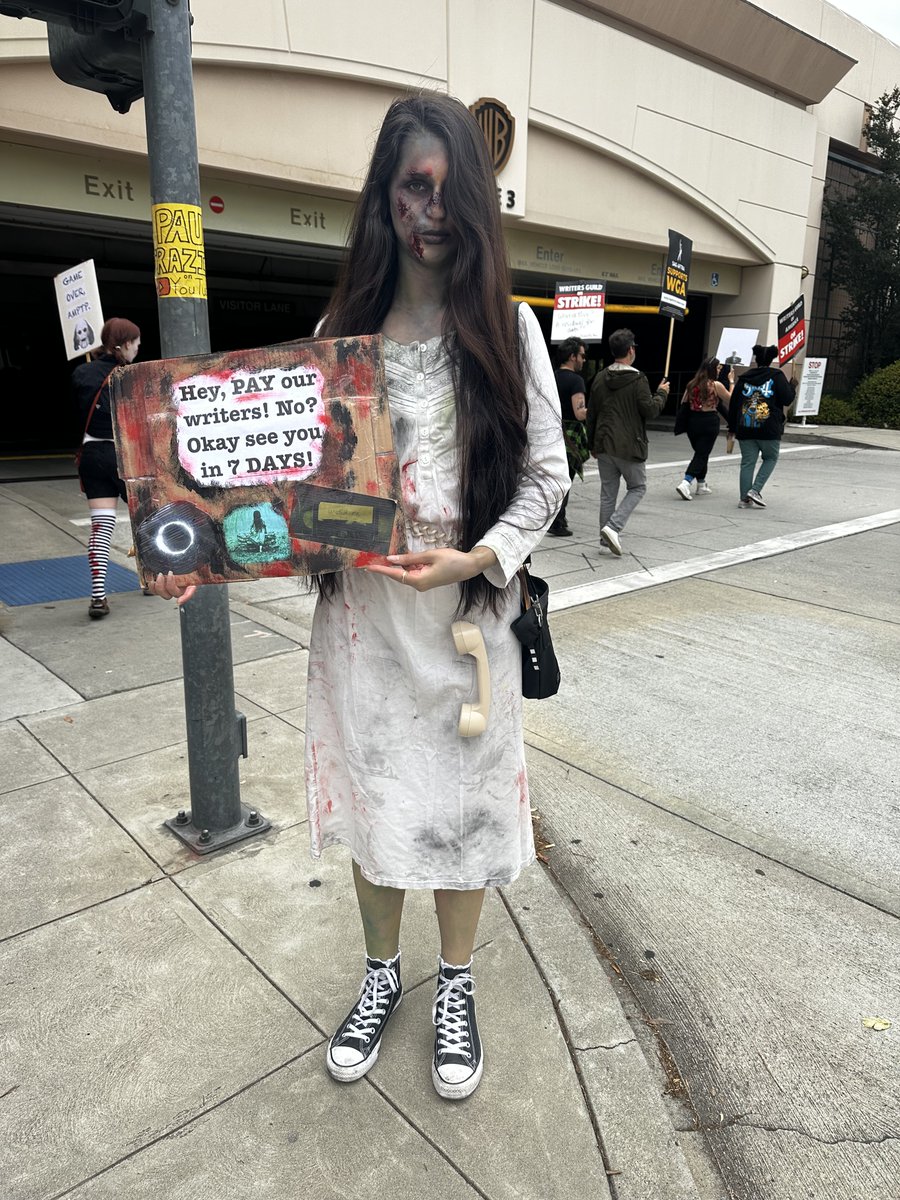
[469,97,516,174]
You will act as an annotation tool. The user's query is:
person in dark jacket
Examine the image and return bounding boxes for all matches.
[71,317,141,618]
[727,343,794,509]
[586,327,669,555]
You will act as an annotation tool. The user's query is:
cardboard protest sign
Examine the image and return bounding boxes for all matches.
[110,336,406,585]
[777,296,806,365]
[659,230,692,321]
[714,327,759,367]
[54,259,104,360]
[550,280,606,343]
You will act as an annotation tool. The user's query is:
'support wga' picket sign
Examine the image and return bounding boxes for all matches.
[109,337,406,585]
[659,229,692,321]
[550,280,606,343]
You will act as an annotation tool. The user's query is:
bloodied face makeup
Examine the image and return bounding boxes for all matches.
[388,133,456,268]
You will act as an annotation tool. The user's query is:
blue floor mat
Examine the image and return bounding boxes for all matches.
[0,556,140,606]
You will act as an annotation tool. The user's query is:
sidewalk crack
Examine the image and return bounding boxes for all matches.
[576,1038,636,1052]
[730,1119,900,1148]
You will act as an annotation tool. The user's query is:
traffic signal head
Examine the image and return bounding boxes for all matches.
[0,1,150,113]
[0,1,149,34]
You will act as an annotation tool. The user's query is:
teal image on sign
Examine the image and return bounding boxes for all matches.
[224,503,290,564]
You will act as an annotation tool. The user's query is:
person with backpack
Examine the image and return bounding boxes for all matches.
[727,343,795,508]
[548,337,589,536]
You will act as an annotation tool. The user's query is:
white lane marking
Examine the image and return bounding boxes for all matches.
[549,510,900,612]
[579,445,845,482]
[643,444,844,471]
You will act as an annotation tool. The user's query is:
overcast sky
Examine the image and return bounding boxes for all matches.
[828,0,900,45]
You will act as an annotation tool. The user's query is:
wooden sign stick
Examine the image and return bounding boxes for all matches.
[664,317,675,377]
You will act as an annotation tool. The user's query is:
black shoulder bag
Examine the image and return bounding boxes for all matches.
[507,301,561,699]
[511,567,561,699]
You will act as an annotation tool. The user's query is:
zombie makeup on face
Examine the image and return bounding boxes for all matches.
[389,134,455,266]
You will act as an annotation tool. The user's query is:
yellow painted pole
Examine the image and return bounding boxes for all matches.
[511,294,674,315]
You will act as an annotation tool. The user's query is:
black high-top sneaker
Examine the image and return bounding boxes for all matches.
[326,952,402,1082]
[432,958,483,1100]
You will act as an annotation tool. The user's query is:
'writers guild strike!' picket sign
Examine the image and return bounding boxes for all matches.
[777,295,806,365]
[109,337,406,585]
[550,280,606,343]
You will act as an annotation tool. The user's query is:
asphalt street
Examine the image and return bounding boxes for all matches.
[526,433,900,1200]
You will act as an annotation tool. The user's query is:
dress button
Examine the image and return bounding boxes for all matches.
[417,372,425,381]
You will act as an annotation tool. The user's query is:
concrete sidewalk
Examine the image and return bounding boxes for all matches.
[0,478,709,1199]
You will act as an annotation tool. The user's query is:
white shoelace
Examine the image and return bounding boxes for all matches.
[432,972,475,1057]
[340,964,399,1046]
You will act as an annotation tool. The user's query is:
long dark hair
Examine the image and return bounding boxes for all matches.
[319,92,546,613]
[683,356,719,403]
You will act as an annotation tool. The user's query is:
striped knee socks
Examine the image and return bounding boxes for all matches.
[88,508,117,600]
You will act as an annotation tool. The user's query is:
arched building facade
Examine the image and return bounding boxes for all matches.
[1,0,898,451]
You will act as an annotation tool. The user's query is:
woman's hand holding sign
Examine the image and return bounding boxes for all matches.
[149,572,197,605]
[367,547,498,592]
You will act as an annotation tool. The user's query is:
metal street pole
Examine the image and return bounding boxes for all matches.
[142,0,269,853]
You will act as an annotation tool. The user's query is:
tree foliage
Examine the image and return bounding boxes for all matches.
[824,87,900,382]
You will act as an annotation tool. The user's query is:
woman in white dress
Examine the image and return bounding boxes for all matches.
[312,91,568,1100]
[157,93,567,1101]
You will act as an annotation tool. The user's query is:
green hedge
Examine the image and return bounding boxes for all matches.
[852,360,900,429]
[813,395,863,426]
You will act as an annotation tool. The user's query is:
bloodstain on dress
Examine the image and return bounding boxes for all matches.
[304,305,569,889]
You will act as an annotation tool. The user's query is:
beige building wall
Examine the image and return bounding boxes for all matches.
[2,0,899,356]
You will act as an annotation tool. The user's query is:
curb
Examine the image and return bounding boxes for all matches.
[780,428,900,451]
[502,864,708,1200]
[646,418,899,452]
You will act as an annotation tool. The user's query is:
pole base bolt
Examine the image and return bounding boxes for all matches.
[175,810,190,826]
[247,810,260,826]
[198,828,211,844]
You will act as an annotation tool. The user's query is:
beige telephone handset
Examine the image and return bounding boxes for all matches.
[451,620,491,738]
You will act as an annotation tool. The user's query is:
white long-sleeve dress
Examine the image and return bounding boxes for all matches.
[304,303,568,889]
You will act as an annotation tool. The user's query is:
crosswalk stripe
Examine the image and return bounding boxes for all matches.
[549,509,900,611]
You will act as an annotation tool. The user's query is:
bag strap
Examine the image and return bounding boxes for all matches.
[81,383,105,442]
[518,566,532,612]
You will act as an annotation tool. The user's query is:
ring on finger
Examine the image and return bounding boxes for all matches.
[401,569,408,585]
